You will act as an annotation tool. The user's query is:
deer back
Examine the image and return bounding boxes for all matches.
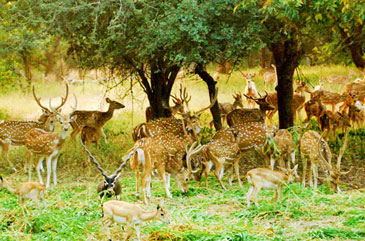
[231,122,267,150]
[24,128,62,155]
[226,109,265,127]
[300,130,332,164]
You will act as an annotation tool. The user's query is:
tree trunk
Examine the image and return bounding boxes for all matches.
[269,39,303,129]
[195,64,222,130]
[137,62,179,120]
[339,27,364,70]
[20,51,32,84]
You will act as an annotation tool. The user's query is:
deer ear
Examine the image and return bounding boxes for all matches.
[157,204,161,210]
[106,98,111,103]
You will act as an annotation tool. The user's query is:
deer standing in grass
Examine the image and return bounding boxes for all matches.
[0,176,47,208]
[0,85,65,171]
[127,135,202,205]
[24,102,75,188]
[70,97,125,144]
[300,130,350,192]
[102,201,169,241]
[246,165,298,207]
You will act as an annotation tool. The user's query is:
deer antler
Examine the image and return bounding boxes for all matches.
[111,158,128,179]
[55,83,69,111]
[336,129,349,171]
[80,141,108,179]
[32,86,49,111]
[185,142,204,173]
[182,86,192,112]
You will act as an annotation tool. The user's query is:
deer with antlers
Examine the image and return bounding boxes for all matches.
[81,141,126,199]
[0,176,47,208]
[300,130,350,192]
[24,99,75,188]
[126,135,202,205]
[226,93,274,127]
[69,97,125,144]
[242,72,259,108]
[209,93,243,127]
[0,85,67,171]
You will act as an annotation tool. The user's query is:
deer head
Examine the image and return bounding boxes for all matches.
[244,92,275,111]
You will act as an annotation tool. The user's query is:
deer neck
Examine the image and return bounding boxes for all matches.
[138,209,158,222]
[233,101,239,109]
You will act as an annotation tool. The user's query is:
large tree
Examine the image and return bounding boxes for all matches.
[25,0,258,130]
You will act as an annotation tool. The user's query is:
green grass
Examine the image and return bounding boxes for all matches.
[1,65,365,240]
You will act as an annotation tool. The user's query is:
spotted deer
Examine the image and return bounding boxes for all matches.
[242,72,259,108]
[304,90,326,124]
[0,84,68,170]
[126,135,202,205]
[209,93,243,127]
[226,93,274,127]
[102,201,169,241]
[246,165,298,207]
[300,130,351,191]
[0,176,47,208]
[70,97,125,144]
[24,104,75,189]
[199,122,268,190]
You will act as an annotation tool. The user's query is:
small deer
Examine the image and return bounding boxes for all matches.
[0,84,67,170]
[246,165,298,207]
[0,176,47,208]
[81,141,126,199]
[24,104,75,188]
[304,90,326,124]
[70,97,125,144]
[242,72,259,108]
[102,200,169,241]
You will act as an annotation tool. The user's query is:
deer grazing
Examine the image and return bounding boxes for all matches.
[0,85,67,170]
[199,122,268,190]
[0,176,47,208]
[246,165,298,207]
[81,141,126,199]
[300,130,350,191]
[70,97,125,144]
[226,93,274,127]
[127,135,202,205]
[24,102,75,188]
[263,129,296,171]
[242,72,259,108]
[102,201,169,241]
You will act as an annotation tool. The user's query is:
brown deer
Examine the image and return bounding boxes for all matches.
[304,90,326,124]
[199,122,268,190]
[126,135,202,205]
[263,64,278,87]
[311,90,352,112]
[209,93,243,127]
[226,93,274,127]
[319,111,351,140]
[24,106,75,189]
[263,129,296,171]
[246,165,298,207]
[70,97,125,144]
[242,72,259,108]
[0,176,47,208]
[0,84,68,171]
[102,201,169,241]
[300,130,350,192]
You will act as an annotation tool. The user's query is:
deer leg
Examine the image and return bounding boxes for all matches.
[159,167,172,199]
[141,172,150,205]
[252,185,262,207]
[101,128,108,144]
[52,155,59,186]
[308,161,313,188]
[70,127,80,141]
[135,224,141,241]
[46,150,58,189]
[165,173,171,189]
[146,175,152,198]
[312,164,318,190]
[27,151,33,181]
[233,159,242,188]
[276,187,282,203]
[124,224,133,241]
[246,185,254,207]
[214,161,226,190]
[1,140,15,171]
[204,161,212,188]
[36,156,44,185]
[40,192,47,208]
[301,155,307,187]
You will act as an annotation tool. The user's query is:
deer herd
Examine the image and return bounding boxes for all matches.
[1,68,364,240]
